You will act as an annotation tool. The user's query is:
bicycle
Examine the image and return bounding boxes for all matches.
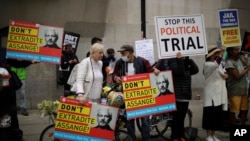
[39,91,133,141]
[136,108,192,140]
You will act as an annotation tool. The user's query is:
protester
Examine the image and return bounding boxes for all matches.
[60,43,79,92]
[156,52,199,141]
[202,45,228,141]
[0,47,23,141]
[86,37,109,82]
[10,59,39,116]
[112,44,160,141]
[76,43,104,104]
[106,48,116,74]
[225,46,250,125]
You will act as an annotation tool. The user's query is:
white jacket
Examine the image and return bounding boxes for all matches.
[75,57,103,99]
[203,61,228,111]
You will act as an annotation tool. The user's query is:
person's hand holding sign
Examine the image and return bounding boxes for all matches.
[76,94,88,105]
[176,52,184,59]
[114,76,122,84]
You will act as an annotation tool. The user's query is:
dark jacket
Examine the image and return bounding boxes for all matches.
[60,52,79,72]
[0,47,32,69]
[112,56,154,79]
[157,58,199,100]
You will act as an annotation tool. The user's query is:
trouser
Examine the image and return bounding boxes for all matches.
[171,101,189,139]
[0,87,19,129]
[126,116,150,141]
[16,80,26,109]
[63,72,71,91]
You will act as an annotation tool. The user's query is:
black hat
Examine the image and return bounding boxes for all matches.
[117,45,134,52]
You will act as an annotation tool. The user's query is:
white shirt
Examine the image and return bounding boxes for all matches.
[88,59,103,99]
[127,63,135,75]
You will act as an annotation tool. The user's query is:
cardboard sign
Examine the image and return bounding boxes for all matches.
[6,20,64,64]
[218,9,241,47]
[122,71,176,119]
[135,39,155,65]
[154,15,207,59]
[54,97,119,141]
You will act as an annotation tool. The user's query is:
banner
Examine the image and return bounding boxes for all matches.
[54,97,119,141]
[218,9,241,47]
[6,20,64,64]
[154,14,207,59]
[122,71,176,119]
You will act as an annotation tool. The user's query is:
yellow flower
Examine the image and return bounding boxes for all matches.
[37,100,59,117]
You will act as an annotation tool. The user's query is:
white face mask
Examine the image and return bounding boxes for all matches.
[121,56,129,62]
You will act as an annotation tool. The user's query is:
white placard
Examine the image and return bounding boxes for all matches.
[135,39,155,65]
[154,14,207,59]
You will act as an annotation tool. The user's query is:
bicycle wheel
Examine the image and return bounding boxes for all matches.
[114,130,133,141]
[39,124,59,141]
[136,114,170,138]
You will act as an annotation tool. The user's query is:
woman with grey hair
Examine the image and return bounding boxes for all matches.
[76,43,104,104]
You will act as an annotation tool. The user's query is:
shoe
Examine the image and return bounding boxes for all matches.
[206,136,214,141]
[213,135,220,141]
[21,108,29,116]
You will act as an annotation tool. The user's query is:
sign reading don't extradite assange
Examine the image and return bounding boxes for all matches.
[154,14,207,59]
[54,97,119,141]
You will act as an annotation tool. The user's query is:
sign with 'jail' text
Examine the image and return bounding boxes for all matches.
[154,14,207,59]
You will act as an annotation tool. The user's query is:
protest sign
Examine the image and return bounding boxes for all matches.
[218,9,241,47]
[154,14,207,59]
[63,31,80,54]
[240,32,250,54]
[6,20,64,64]
[122,71,176,119]
[54,97,119,141]
[135,39,155,65]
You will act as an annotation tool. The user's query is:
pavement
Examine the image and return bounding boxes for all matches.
[19,100,250,141]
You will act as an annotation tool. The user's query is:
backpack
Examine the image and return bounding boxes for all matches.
[184,127,201,141]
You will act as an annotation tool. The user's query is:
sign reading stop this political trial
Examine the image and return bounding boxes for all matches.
[122,71,176,119]
[54,97,119,141]
[154,15,207,59]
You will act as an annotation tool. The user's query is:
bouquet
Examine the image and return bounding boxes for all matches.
[37,100,59,117]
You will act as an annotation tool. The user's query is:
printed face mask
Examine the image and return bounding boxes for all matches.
[121,56,129,62]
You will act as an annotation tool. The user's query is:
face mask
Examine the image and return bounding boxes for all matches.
[121,56,129,62]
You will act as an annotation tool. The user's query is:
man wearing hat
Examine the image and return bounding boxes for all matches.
[112,44,160,141]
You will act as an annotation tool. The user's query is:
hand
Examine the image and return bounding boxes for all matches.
[154,68,160,76]
[76,94,88,105]
[246,65,250,71]
[68,60,74,64]
[176,52,184,59]
[32,60,40,64]
[115,76,122,84]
